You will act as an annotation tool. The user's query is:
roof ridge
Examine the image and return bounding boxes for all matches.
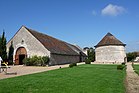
[25,27,55,39]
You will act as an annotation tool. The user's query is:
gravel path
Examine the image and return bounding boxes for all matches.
[0,65,67,80]
[0,62,85,80]
[0,62,85,79]
[126,63,139,93]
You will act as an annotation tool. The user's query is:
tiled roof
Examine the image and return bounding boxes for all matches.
[95,32,126,48]
[66,43,87,56]
[25,27,82,55]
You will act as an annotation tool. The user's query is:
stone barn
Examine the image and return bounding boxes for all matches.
[94,32,126,64]
[6,26,86,65]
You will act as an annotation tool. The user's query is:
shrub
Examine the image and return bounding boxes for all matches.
[23,56,49,66]
[121,62,126,65]
[117,65,125,70]
[30,56,40,66]
[23,57,32,66]
[69,63,77,68]
[85,59,91,64]
[42,56,49,66]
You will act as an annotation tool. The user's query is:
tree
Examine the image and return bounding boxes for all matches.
[87,47,95,62]
[0,31,7,61]
[127,52,137,62]
[8,41,14,64]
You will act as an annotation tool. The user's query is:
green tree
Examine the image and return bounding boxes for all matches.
[8,41,14,64]
[0,31,7,61]
[87,47,95,62]
[127,52,137,62]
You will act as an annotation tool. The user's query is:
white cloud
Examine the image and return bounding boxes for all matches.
[101,4,126,16]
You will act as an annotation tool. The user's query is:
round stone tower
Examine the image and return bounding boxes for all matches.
[94,32,126,64]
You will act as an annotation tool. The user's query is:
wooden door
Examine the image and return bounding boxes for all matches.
[15,47,27,65]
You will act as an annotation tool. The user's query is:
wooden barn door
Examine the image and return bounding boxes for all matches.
[15,47,27,65]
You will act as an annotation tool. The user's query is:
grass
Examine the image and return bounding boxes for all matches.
[133,64,139,75]
[0,64,126,93]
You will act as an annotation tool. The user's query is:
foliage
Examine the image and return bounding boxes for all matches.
[23,57,31,66]
[0,31,7,61]
[87,47,95,62]
[121,62,126,65]
[117,65,126,70]
[126,52,137,62]
[23,55,49,66]
[0,64,126,93]
[85,58,91,64]
[42,56,49,65]
[8,42,14,65]
[69,63,77,68]
[32,56,42,66]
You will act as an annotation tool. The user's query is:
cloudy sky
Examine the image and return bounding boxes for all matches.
[0,0,139,52]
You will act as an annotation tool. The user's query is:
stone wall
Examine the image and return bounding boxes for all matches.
[95,45,126,63]
[6,26,50,62]
[49,54,80,65]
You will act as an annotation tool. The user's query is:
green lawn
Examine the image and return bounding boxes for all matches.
[0,64,126,93]
[133,64,139,75]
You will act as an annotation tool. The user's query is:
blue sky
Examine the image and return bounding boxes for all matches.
[0,0,139,52]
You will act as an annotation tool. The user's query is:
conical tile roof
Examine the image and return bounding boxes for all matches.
[95,32,126,48]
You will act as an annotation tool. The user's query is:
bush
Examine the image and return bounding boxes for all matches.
[23,57,31,66]
[85,59,91,64]
[69,63,77,68]
[121,62,126,65]
[30,56,41,66]
[42,56,49,65]
[23,56,49,66]
[117,65,125,70]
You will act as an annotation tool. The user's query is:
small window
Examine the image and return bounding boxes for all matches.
[21,40,24,44]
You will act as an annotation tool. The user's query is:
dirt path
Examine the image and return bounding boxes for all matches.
[126,63,139,93]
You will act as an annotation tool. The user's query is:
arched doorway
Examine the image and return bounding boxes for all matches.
[15,47,27,65]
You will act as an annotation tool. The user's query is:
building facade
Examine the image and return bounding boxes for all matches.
[134,52,139,62]
[6,26,86,65]
[95,32,126,63]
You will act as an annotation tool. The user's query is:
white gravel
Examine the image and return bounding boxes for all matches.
[126,63,139,93]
